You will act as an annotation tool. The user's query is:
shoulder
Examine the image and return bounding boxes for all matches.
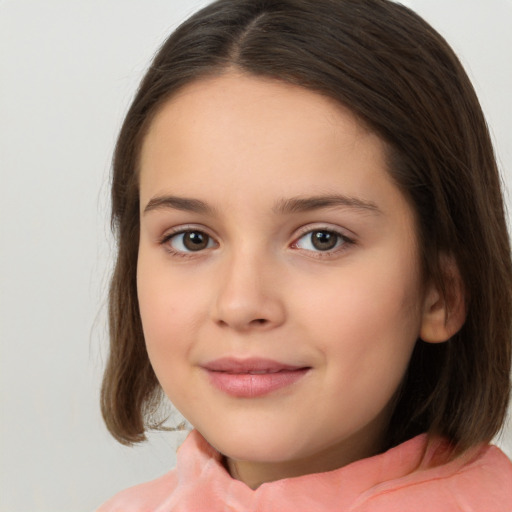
[454,444,512,499]
[95,469,179,512]
[358,441,512,512]
[95,430,220,512]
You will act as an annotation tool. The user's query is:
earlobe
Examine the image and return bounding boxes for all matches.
[420,256,466,344]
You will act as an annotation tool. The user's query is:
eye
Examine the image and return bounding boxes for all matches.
[165,230,216,253]
[293,229,347,252]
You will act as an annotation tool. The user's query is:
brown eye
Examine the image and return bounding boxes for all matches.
[168,230,215,252]
[183,231,209,251]
[311,231,339,251]
[295,229,346,252]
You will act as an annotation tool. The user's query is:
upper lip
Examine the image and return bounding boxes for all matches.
[202,357,309,374]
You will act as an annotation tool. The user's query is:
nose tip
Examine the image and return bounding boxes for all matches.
[214,296,284,332]
[212,258,285,332]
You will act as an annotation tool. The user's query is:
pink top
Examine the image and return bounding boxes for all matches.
[97,430,512,511]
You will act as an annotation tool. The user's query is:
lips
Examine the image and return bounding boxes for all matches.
[202,358,310,398]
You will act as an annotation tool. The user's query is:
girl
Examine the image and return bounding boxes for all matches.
[98,0,512,509]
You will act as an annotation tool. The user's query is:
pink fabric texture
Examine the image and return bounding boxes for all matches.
[97,430,512,511]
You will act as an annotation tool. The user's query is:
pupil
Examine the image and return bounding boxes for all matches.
[312,231,337,251]
[184,232,208,251]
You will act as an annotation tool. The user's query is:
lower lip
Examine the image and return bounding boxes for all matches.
[205,369,309,398]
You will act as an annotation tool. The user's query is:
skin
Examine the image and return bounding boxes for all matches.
[137,71,442,489]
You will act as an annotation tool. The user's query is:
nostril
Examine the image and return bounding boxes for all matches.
[216,318,268,327]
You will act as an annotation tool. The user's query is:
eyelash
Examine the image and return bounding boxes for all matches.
[159,226,355,258]
[159,227,217,258]
[291,228,354,258]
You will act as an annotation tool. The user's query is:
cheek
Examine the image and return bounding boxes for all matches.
[297,251,423,385]
[136,259,208,409]
[136,255,204,362]
[301,261,421,334]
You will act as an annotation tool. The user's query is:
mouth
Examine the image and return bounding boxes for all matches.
[201,358,311,398]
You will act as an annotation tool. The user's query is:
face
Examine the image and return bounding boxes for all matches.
[137,72,429,487]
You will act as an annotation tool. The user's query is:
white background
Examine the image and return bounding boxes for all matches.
[1,1,511,511]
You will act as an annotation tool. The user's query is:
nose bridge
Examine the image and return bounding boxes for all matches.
[213,242,285,330]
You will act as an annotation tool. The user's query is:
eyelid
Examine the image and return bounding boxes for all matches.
[159,223,215,239]
[292,223,356,242]
[159,224,219,255]
[290,224,356,256]
[156,223,355,258]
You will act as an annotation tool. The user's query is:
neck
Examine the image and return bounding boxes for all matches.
[225,421,388,490]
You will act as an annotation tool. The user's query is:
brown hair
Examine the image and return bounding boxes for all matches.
[101,0,512,450]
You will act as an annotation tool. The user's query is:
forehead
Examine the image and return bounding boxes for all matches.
[140,72,375,166]
[138,72,407,219]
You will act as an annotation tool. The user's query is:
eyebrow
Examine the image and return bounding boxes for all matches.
[273,194,380,215]
[143,195,215,215]
[143,193,380,216]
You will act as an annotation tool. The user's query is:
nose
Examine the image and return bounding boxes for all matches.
[212,250,286,332]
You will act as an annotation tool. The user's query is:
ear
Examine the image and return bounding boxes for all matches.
[420,255,466,343]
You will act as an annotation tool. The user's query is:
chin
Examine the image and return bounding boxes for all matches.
[199,424,314,464]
